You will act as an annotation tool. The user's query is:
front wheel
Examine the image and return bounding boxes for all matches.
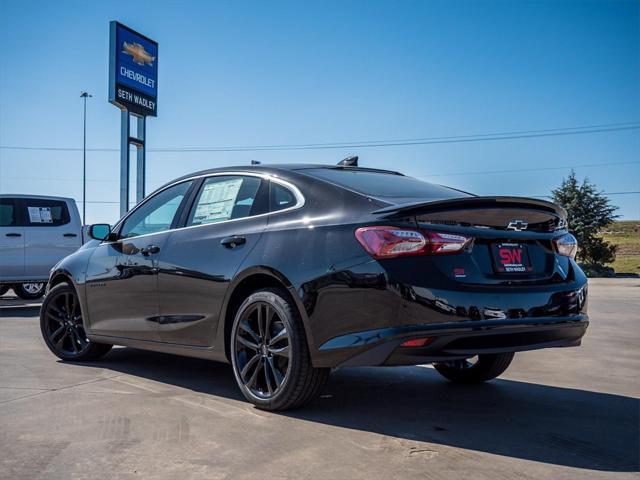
[230,288,330,411]
[40,283,112,361]
[434,352,515,383]
[14,282,46,300]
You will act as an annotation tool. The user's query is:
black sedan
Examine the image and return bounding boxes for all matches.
[40,161,588,410]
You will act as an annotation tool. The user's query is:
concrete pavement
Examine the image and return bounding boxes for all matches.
[1,279,638,479]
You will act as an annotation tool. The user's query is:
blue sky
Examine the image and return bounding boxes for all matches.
[1,0,638,223]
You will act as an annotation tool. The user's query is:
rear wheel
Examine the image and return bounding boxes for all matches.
[14,282,45,300]
[434,352,514,383]
[230,288,330,411]
[40,283,112,361]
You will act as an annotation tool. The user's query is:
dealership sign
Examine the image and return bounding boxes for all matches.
[109,21,158,116]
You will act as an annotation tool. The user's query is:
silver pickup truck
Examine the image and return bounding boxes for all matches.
[0,195,83,299]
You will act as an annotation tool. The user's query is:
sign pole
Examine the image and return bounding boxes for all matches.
[119,110,130,217]
[135,115,146,202]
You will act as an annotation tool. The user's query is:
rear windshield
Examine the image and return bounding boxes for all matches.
[303,168,469,200]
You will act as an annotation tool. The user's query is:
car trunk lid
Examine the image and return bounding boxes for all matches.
[372,196,570,284]
[372,196,567,233]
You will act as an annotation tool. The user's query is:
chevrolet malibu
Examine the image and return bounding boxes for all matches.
[40,162,588,410]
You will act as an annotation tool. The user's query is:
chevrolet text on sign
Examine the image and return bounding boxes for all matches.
[109,21,158,117]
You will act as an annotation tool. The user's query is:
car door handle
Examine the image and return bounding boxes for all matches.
[5,233,21,237]
[140,245,161,256]
[63,233,78,237]
[220,236,246,248]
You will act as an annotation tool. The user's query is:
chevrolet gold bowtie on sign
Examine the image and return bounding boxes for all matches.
[122,41,155,66]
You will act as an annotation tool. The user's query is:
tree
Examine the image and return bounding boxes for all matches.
[551,170,618,267]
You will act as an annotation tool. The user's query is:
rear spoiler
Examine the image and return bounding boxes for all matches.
[372,196,567,219]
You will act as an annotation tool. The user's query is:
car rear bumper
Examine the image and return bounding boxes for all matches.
[297,258,589,368]
[317,315,588,367]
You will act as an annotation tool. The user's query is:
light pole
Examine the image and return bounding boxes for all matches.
[80,91,92,225]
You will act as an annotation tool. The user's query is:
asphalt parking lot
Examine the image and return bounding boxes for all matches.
[1,279,638,479]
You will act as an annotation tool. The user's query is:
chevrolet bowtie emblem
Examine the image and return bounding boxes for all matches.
[122,41,155,66]
[507,220,528,231]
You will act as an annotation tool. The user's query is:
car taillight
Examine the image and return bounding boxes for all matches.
[354,226,471,259]
[553,233,578,259]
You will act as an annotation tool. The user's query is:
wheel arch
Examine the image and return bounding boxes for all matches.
[49,270,75,289]
[219,266,312,363]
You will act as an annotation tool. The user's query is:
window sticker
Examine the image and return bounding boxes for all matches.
[28,206,53,223]
[192,178,243,225]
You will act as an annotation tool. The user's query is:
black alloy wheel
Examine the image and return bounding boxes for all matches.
[231,288,329,411]
[235,300,291,398]
[40,284,112,361]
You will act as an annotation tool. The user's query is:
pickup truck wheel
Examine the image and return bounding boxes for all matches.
[434,352,515,383]
[40,284,112,361]
[14,282,45,300]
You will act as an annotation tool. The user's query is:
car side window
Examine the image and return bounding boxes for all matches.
[22,199,70,226]
[187,176,263,226]
[120,181,192,238]
[270,183,296,212]
[0,199,18,227]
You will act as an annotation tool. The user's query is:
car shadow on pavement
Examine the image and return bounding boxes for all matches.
[80,347,639,473]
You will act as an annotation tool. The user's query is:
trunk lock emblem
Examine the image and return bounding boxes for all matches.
[507,220,528,231]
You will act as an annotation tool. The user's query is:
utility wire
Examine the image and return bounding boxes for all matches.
[1,122,638,153]
[415,161,640,178]
[147,122,640,151]
[5,160,639,184]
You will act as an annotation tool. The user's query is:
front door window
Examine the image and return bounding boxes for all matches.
[120,181,192,238]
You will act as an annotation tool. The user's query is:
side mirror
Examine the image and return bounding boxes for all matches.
[88,224,112,241]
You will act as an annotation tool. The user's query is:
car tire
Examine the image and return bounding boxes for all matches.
[14,282,46,300]
[230,288,330,411]
[40,283,112,362]
[0,285,10,296]
[434,352,515,383]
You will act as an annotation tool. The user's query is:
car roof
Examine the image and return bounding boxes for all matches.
[0,194,76,202]
[169,163,404,184]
